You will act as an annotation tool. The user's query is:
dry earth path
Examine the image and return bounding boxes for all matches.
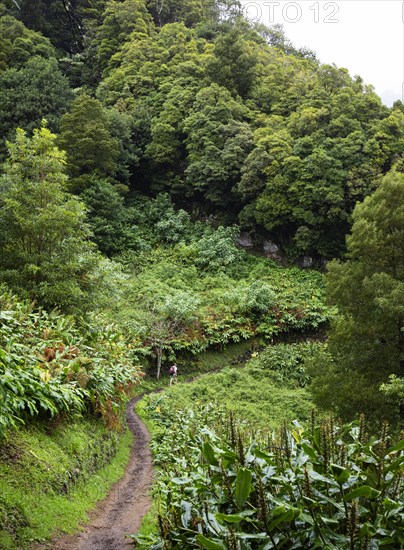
[38,395,153,550]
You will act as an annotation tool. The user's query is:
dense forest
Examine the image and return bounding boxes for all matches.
[0,0,403,548]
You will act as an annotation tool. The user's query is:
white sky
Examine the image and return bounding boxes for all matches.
[240,0,403,106]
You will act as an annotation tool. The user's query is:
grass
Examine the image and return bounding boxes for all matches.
[0,418,133,548]
[144,342,320,431]
[134,338,256,396]
[129,500,159,548]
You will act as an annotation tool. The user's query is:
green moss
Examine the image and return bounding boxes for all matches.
[0,418,132,548]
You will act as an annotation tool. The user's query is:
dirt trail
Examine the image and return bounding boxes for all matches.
[42,396,153,550]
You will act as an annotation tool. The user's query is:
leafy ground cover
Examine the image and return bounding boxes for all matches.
[0,288,143,440]
[137,402,403,549]
[0,288,145,547]
[109,233,328,376]
[148,343,320,429]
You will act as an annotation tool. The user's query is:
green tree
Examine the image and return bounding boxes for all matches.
[309,170,404,424]
[0,15,54,71]
[4,0,105,54]
[0,56,74,158]
[0,126,100,311]
[58,94,120,180]
[139,290,200,378]
[80,177,136,255]
[96,0,153,73]
[195,226,242,272]
[184,84,253,207]
[147,0,223,28]
[207,23,260,98]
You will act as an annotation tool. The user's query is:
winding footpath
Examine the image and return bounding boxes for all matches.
[44,396,154,550]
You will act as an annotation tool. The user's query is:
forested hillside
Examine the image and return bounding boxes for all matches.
[1,0,404,259]
[0,1,402,548]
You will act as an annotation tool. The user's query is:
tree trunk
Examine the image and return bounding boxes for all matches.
[156,346,162,379]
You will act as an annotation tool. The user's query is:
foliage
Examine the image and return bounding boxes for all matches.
[0,288,143,440]
[0,56,73,158]
[79,176,138,255]
[138,401,404,549]
[146,0,232,28]
[194,226,243,272]
[0,0,108,54]
[95,10,398,257]
[0,15,54,70]
[0,417,132,548]
[96,0,153,73]
[309,170,404,425]
[0,126,110,311]
[134,289,201,378]
[0,1,403,257]
[110,248,328,372]
[183,84,253,206]
[58,94,120,179]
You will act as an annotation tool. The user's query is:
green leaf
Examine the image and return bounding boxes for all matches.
[216,513,245,523]
[196,534,227,550]
[267,507,301,531]
[235,467,252,508]
[345,485,381,501]
[386,439,404,454]
[330,463,350,484]
[202,441,219,466]
[253,448,273,461]
[180,500,192,528]
[360,522,378,538]
[171,477,190,485]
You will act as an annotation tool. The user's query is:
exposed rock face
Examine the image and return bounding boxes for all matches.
[299,256,314,269]
[263,240,279,255]
[236,232,254,248]
[263,240,284,261]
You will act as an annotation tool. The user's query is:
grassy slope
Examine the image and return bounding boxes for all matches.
[145,342,320,430]
[0,418,132,549]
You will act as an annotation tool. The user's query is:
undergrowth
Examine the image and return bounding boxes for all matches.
[136,403,403,549]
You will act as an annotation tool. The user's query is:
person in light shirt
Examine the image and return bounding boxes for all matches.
[169,363,178,386]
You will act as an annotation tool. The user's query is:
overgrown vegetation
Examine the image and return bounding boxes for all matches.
[150,343,320,428]
[309,171,404,426]
[0,1,403,547]
[107,212,328,376]
[137,400,404,549]
[1,0,404,259]
[0,288,143,440]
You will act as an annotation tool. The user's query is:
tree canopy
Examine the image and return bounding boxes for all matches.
[0,0,402,262]
[310,170,404,424]
[0,126,103,310]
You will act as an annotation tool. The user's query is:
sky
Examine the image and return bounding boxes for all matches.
[240,0,403,106]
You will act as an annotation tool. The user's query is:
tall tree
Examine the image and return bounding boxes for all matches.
[80,176,136,255]
[58,94,120,181]
[183,83,253,208]
[96,0,153,73]
[309,170,404,424]
[0,15,54,70]
[136,290,200,378]
[0,126,99,311]
[0,56,74,158]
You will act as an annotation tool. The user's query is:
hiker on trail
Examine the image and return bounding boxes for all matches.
[169,363,178,386]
